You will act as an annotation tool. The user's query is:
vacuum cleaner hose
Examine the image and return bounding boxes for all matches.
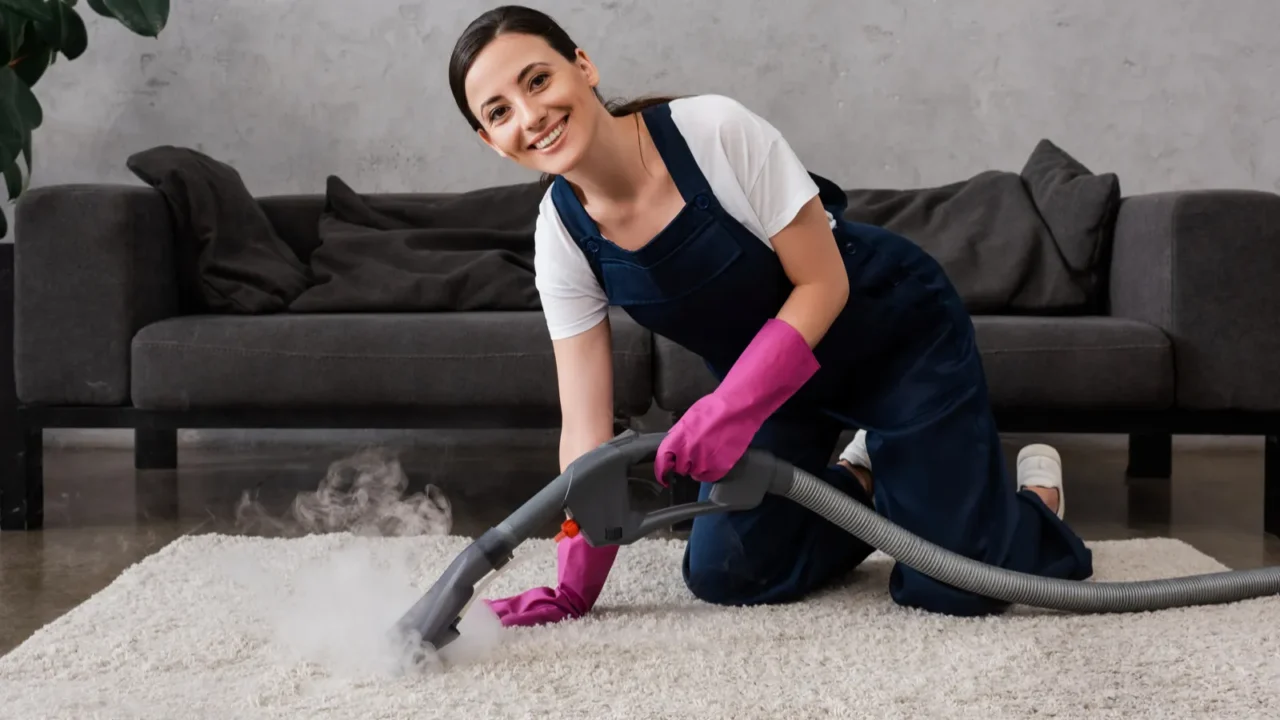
[780,465,1280,612]
[395,431,1280,657]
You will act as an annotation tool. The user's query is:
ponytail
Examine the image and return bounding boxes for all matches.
[602,93,683,117]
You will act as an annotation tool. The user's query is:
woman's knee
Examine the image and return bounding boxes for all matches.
[682,541,866,607]
[682,544,812,606]
[682,561,763,606]
[680,514,802,606]
[680,505,871,606]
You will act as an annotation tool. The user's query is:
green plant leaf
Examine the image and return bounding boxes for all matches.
[14,71,37,129]
[35,0,87,59]
[102,0,166,36]
[0,132,31,235]
[10,29,50,86]
[0,0,52,24]
[3,150,23,200]
[0,8,28,63]
[86,0,110,17]
[0,66,36,173]
[0,65,37,235]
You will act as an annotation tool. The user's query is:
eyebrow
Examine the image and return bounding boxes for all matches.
[480,62,550,112]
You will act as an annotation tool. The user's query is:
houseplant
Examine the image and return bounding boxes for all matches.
[0,0,170,236]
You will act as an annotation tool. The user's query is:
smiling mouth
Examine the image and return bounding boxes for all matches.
[530,116,568,151]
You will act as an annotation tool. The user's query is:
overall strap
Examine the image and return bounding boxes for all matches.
[640,103,714,201]
[549,176,607,287]
[549,176,598,241]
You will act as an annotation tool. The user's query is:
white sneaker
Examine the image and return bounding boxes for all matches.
[839,429,871,470]
[1017,443,1065,519]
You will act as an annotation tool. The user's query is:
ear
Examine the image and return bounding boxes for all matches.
[573,48,600,88]
[477,128,509,158]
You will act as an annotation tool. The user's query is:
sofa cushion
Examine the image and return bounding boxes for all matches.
[653,316,1173,414]
[971,316,1172,409]
[130,309,651,415]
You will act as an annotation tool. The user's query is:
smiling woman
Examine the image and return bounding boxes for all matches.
[0,0,171,237]
[448,15,676,184]
[444,5,1090,632]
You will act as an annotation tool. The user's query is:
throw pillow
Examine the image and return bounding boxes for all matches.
[286,176,545,312]
[1020,138,1122,310]
[126,146,313,314]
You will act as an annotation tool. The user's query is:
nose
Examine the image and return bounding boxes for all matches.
[514,98,548,131]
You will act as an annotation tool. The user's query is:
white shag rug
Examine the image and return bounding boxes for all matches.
[3,533,1279,719]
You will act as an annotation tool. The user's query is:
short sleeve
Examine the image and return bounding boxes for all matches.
[685,95,822,237]
[748,132,823,237]
[532,195,609,340]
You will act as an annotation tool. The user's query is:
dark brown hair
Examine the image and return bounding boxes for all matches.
[449,5,678,173]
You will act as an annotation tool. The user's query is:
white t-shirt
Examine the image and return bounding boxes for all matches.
[533,93,834,341]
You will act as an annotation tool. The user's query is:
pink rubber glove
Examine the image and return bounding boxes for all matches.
[656,318,819,484]
[483,532,619,626]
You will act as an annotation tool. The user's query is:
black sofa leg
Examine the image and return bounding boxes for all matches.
[1127,432,1172,478]
[2,426,42,530]
[1266,435,1278,539]
[135,427,178,470]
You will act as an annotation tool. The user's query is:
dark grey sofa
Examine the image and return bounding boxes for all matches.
[5,181,1279,535]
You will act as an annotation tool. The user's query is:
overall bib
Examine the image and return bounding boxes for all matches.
[550,103,1093,617]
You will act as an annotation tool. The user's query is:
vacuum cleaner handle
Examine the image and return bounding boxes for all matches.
[601,428,667,464]
[565,430,786,546]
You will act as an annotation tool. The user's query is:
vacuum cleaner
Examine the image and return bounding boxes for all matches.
[392,429,1280,658]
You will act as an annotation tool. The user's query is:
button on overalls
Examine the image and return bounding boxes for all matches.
[550,102,1093,616]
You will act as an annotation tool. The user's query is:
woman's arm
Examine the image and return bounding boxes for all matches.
[551,315,618,472]
[678,96,848,346]
[485,315,621,628]
[770,195,850,348]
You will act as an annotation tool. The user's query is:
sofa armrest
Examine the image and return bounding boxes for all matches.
[14,184,181,406]
[1109,190,1280,411]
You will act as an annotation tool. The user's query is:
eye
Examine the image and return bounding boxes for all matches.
[488,106,508,123]
[529,72,549,90]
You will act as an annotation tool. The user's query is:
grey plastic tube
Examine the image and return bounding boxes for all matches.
[779,465,1280,612]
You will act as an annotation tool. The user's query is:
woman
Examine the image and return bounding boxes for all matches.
[448,5,1093,627]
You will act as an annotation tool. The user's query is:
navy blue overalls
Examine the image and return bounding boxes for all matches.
[550,102,1094,617]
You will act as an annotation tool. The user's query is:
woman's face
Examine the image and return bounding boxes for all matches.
[465,32,602,176]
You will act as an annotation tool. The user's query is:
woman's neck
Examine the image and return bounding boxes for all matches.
[563,110,658,208]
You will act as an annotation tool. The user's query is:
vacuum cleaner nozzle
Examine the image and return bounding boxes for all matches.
[389,528,516,656]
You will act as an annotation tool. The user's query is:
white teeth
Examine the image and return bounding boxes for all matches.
[534,120,566,149]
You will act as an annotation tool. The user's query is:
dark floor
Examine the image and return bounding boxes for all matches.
[3,430,1279,656]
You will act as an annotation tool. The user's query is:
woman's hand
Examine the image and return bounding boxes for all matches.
[656,317,820,483]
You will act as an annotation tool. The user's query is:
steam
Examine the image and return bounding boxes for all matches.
[270,543,434,677]
[266,543,505,678]
[220,445,507,678]
[233,445,451,537]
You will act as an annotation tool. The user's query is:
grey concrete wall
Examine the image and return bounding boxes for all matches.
[22,0,1280,200]
[14,0,1280,447]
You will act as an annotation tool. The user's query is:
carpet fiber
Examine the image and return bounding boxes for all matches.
[3,533,1278,718]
